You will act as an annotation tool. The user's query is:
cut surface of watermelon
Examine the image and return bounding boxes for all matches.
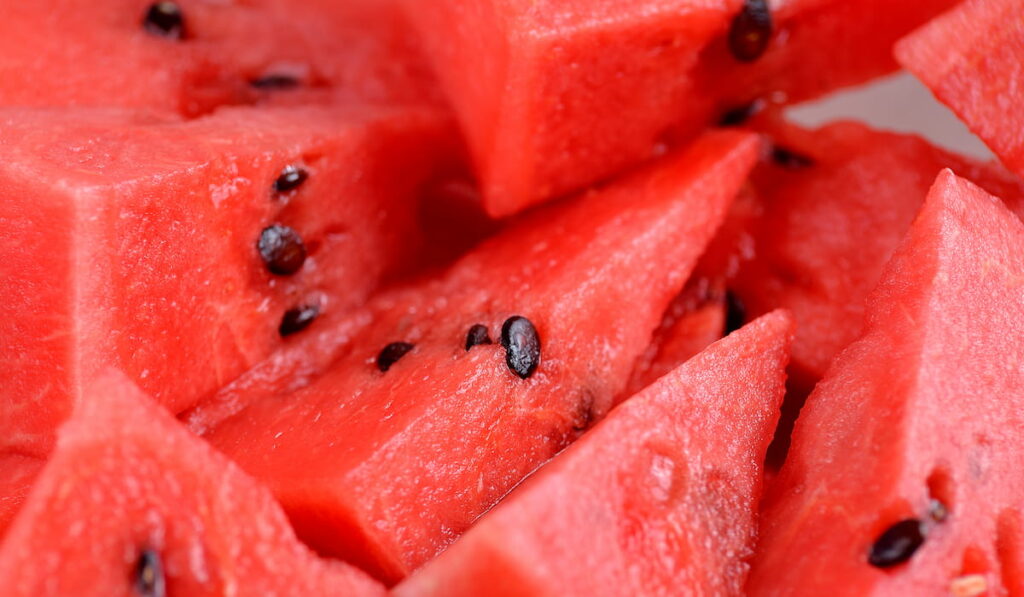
[896,0,1024,178]
[0,104,456,467]
[747,171,1024,595]
[732,117,1024,391]
[394,311,792,597]
[194,130,759,583]
[0,370,384,597]
[405,0,958,216]
[0,0,438,116]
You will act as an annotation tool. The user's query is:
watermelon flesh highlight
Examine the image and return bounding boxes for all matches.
[0,104,456,491]
[896,0,1024,179]
[0,370,385,597]
[195,130,760,583]
[404,0,958,216]
[747,171,1024,595]
[394,311,792,597]
[0,0,439,116]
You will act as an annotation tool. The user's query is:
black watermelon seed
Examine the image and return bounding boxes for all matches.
[465,324,493,351]
[273,165,309,194]
[868,519,925,568]
[377,342,415,372]
[724,290,746,335]
[771,146,815,169]
[251,74,302,90]
[257,224,307,276]
[500,316,540,379]
[143,2,185,40]
[728,0,772,63]
[134,549,166,597]
[718,100,764,127]
[279,304,319,337]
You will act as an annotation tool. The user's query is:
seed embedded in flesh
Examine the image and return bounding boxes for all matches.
[724,290,746,335]
[251,74,302,91]
[500,316,540,379]
[465,324,492,351]
[771,146,815,169]
[868,519,926,568]
[257,224,307,275]
[728,0,772,63]
[273,165,309,194]
[718,100,764,127]
[143,2,185,40]
[377,342,415,372]
[134,549,166,597]
[279,304,319,337]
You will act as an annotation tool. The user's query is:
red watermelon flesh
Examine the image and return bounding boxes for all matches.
[0,104,456,468]
[0,0,438,116]
[404,0,957,216]
[731,117,1024,392]
[194,130,760,583]
[623,276,727,397]
[896,0,1024,179]
[747,171,1024,595]
[393,311,792,597]
[0,370,385,597]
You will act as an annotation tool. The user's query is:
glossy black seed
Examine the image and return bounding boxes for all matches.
[279,304,319,337]
[500,316,540,379]
[143,2,185,40]
[718,100,764,127]
[257,224,307,275]
[868,519,925,568]
[377,342,415,372]
[771,146,815,169]
[134,549,166,597]
[251,74,302,91]
[724,290,746,336]
[273,165,309,194]
[728,0,772,63]
[465,324,492,351]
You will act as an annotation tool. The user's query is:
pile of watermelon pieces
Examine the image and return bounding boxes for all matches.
[3,0,1024,594]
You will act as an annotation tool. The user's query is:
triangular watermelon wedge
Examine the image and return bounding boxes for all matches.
[193,130,760,583]
[0,370,384,597]
[392,311,792,597]
[747,171,1024,595]
[896,0,1024,178]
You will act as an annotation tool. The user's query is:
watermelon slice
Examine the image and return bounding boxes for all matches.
[747,171,1024,595]
[0,0,438,116]
[192,130,759,583]
[0,370,384,596]
[731,117,1024,392]
[0,104,457,469]
[393,311,792,597]
[896,0,1024,178]
[404,0,958,215]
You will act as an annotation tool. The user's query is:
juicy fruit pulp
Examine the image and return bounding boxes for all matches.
[405,0,959,216]
[0,0,439,116]
[394,311,792,597]
[747,171,1024,595]
[0,104,456,510]
[192,131,759,583]
[897,0,1024,179]
[0,371,384,597]
[731,116,1024,390]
